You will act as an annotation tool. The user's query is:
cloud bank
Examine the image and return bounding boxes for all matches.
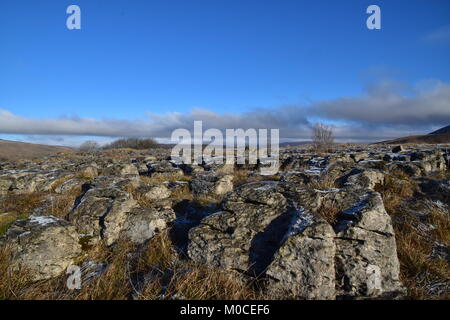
[424,25,450,44]
[1,79,449,145]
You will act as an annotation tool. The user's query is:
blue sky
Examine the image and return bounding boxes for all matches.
[0,0,449,145]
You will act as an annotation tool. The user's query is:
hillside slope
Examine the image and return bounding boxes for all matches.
[378,133,450,145]
[0,139,73,161]
[430,125,450,135]
[377,125,450,145]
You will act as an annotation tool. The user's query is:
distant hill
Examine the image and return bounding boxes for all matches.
[0,139,74,161]
[430,125,450,135]
[376,125,450,145]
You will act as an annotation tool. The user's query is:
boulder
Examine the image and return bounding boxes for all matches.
[280,155,312,171]
[54,177,86,194]
[351,152,370,162]
[148,161,184,179]
[67,187,137,246]
[279,171,311,190]
[101,163,139,176]
[270,191,405,299]
[78,166,98,179]
[0,176,13,194]
[334,192,405,298]
[7,170,74,194]
[0,216,82,280]
[342,169,385,190]
[188,182,290,273]
[136,183,171,200]
[122,206,176,244]
[411,151,447,173]
[266,214,336,299]
[190,173,234,196]
[88,175,141,191]
[392,145,405,153]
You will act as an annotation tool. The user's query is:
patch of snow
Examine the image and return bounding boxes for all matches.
[341,194,369,217]
[314,188,340,193]
[433,200,447,210]
[358,159,383,164]
[253,183,277,191]
[285,203,314,238]
[246,180,278,189]
[304,167,322,175]
[29,216,58,226]
[285,170,303,174]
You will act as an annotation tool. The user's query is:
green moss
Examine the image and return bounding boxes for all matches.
[0,212,29,237]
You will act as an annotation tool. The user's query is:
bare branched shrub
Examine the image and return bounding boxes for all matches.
[104,138,158,150]
[79,140,100,153]
[311,123,334,154]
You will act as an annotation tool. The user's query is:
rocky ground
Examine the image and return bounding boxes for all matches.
[0,144,448,300]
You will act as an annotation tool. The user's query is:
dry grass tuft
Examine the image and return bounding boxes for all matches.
[142,174,192,184]
[48,190,81,219]
[316,199,342,225]
[169,184,193,200]
[136,231,178,272]
[375,170,449,299]
[309,175,337,191]
[377,174,449,300]
[394,215,449,299]
[135,232,261,300]
[375,170,415,213]
[193,194,223,207]
[233,169,250,186]
[49,175,76,193]
[162,266,261,300]
[0,192,47,236]
[0,246,34,299]
[0,192,46,215]
[73,241,136,300]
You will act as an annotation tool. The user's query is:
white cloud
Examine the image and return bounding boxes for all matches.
[1,79,449,145]
[424,25,450,44]
[309,79,450,127]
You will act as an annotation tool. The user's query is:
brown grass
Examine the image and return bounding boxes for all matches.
[0,246,34,299]
[309,175,337,191]
[46,194,78,219]
[48,174,76,192]
[73,241,135,300]
[316,199,342,225]
[375,170,415,213]
[0,230,263,300]
[136,231,178,272]
[376,171,449,300]
[169,184,192,200]
[0,192,46,214]
[394,212,449,300]
[0,192,47,236]
[161,266,261,300]
[0,139,73,161]
[142,173,192,184]
[233,169,250,186]
[137,232,261,300]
